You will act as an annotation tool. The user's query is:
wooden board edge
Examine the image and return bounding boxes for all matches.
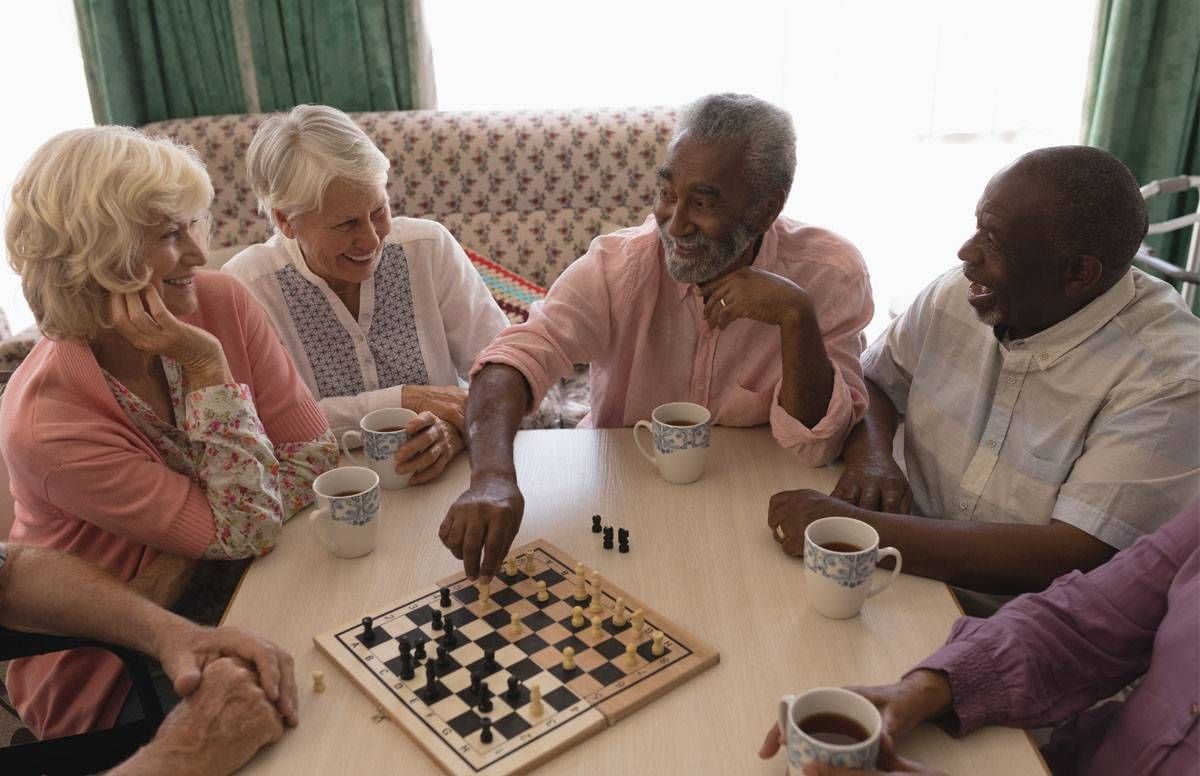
[594,649,720,725]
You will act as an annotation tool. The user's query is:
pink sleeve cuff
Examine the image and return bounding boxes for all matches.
[769,363,856,466]
[470,347,559,413]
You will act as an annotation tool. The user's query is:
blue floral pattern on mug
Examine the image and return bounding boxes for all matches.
[364,429,408,462]
[788,736,879,769]
[804,542,878,589]
[652,420,710,455]
[329,486,380,526]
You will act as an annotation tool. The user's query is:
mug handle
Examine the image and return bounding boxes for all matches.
[340,430,366,466]
[633,420,657,466]
[869,547,903,597]
[309,508,339,555]
[777,693,797,745]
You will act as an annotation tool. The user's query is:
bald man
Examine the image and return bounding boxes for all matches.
[769,146,1200,601]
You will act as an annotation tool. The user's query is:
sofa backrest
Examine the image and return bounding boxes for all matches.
[141,107,678,287]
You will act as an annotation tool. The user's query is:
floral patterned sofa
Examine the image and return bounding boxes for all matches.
[135,107,679,426]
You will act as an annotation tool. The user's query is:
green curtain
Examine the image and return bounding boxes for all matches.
[1083,0,1200,271]
[75,0,247,125]
[74,0,432,126]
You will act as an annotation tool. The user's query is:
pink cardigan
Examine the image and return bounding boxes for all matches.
[2,272,329,738]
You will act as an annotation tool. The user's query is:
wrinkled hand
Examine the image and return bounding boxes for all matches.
[439,474,524,583]
[109,287,230,386]
[134,657,285,776]
[156,621,298,726]
[848,672,954,745]
[832,454,912,514]
[394,411,466,485]
[698,266,809,329]
[403,384,468,434]
[768,489,864,556]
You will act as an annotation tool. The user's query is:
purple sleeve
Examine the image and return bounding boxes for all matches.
[911,502,1199,734]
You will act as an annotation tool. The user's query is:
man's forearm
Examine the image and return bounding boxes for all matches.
[841,378,900,464]
[0,546,193,656]
[778,303,834,428]
[466,364,534,482]
[834,506,1116,594]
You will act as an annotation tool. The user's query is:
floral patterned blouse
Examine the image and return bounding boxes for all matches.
[104,357,338,559]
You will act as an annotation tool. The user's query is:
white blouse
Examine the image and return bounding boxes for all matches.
[223,217,508,437]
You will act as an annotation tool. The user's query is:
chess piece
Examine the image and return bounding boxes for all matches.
[652,630,665,656]
[632,608,645,637]
[439,587,452,608]
[312,670,325,692]
[510,612,523,636]
[624,641,637,667]
[443,618,457,647]
[530,684,544,717]
[398,638,415,680]
[504,557,518,577]
[618,527,630,553]
[505,675,521,703]
[414,639,427,661]
[478,580,491,610]
[523,551,535,574]
[574,564,588,601]
[589,573,603,613]
[360,616,375,644]
[483,648,498,672]
[470,671,484,700]
[423,658,439,701]
[536,581,549,602]
[480,717,494,744]
[562,646,576,671]
[479,683,493,713]
[431,608,444,631]
[592,514,602,533]
[602,526,614,550]
[436,644,450,670]
[571,605,585,627]
[613,597,627,626]
[591,615,603,637]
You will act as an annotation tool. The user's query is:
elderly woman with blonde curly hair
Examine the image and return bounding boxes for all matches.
[1,126,337,738]
[224,104,508,485]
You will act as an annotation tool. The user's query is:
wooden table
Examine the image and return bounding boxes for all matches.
[225,428,1047,774]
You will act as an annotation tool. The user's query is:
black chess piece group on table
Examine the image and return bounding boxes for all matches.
[591,515,630,553]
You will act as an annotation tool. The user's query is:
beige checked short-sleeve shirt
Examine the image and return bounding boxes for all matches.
[865,267,1200,549]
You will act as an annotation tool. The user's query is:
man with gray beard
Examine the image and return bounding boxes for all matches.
[440,94,873,581]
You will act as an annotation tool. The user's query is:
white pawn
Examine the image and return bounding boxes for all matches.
[510,613,523,636]
[478,580,491,610]
[504,557,518,577]
[530,683,544,717]
[591,615,603,637]
[651,630,665,656]
[562,646,576,671]
[571,605,585,627]
[613,597,627,626]
[588,573,604,614]
[624,641,637,667]
[632,608,645,637]
[536,580,549,602]
[312,670,325,692]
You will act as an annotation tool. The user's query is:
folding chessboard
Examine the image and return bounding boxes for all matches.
[314,538,719,775]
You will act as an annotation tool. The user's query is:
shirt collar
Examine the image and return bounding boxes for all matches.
[1009,270,1136,369]
[670,221,779,300]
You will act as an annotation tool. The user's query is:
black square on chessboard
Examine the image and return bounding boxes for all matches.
[405,606,436,626]
[360,625,387,644]
[422,681,453,705]
[638,641,669,661]
[454,585,480,604]
[491,587,522,607]
[558,614,588,633]
[602,618,630,636]
[398,627,427,646]
[593,637,627,661]
[445,608,478,627]
[529,594,558,610]
[589,662,625,686]
[534,569,564,586]
[553,634,587,654]
[522,610,554,631]
[473,631,509,654]
[504,657,542,683]
[447,709,484,738]
[434,653,463,674]
[383,655,411,677]
[543,686,578,712]
[482,609,512,630]
[549,662,583,682]
[514,633,549,655]
[494,712,532,739]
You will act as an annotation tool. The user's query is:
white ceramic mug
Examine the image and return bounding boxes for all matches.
[633,402,712,485]
[310,466,381,558]
[803,516,902,619]
[340,407,418,490]
[778,687,882,773]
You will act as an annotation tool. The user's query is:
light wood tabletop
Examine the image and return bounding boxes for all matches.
[224,427,1047,775]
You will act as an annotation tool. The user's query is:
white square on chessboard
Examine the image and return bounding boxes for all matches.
[495,643,526,667]
[460,619,492,641]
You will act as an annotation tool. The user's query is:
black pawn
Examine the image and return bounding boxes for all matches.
[591,514,602,533]
[431,609,444,631]
[603,526,614,550]
[505,675,521,703]
[480,717,493,743]
[439,587,452,608]
[360,616,376,644]
[413,639,427,661]
[478,683,493,713]
[483,648,498,672]
[437,644,450,670]
[443,618,457,647]
[422,658,439,702]
[470,670,483,700]
[617,528,629,542]
[398,638,414,680]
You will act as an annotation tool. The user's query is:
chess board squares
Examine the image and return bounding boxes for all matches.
[507,577,541,598]
[513,633,549,655]
[553,634,587,656]
[452,584,481,605]
[540,600,574,622]
[564,672,604,699]
[458,618,493,642]
[502,658,542,683]
[449,641,485,669]
[520,610,555,633]
[587,662,626,687]
[490,587,523,608]
[473,630,510,655]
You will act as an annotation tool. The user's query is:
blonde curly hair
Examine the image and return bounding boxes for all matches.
[5,126,213,341]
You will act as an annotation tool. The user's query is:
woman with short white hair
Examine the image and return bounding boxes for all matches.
[2,126,337,738]
[225,104,507,484]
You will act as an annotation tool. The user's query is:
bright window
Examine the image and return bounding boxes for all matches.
[426,0,1098,336]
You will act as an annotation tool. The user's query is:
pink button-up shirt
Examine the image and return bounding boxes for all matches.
[472,215,873,466]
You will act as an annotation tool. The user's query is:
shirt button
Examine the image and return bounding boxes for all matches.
[959,501,968,511]
[987,440,997,448]
[1006,375,1017,384]
[1039,352,1049,360]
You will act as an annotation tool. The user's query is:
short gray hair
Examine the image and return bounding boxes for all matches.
[674,94,796,208]
[246,104,390,219]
